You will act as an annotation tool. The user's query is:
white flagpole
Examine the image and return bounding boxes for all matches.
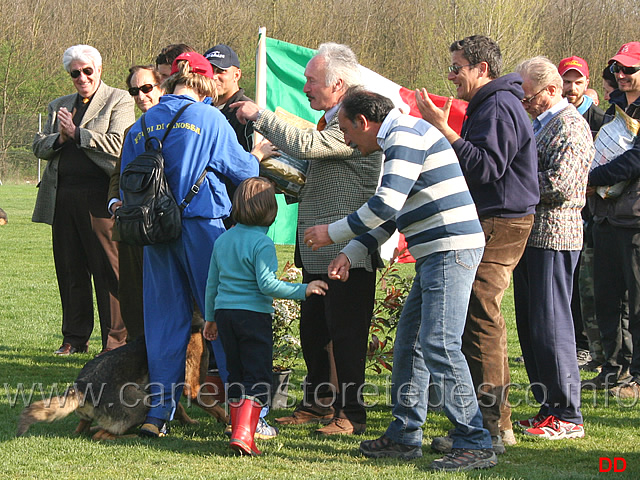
[254,27,267,144]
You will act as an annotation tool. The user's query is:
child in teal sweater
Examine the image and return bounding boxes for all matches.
[204,177,327,455]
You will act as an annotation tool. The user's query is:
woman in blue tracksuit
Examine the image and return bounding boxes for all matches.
[120,52,266,436]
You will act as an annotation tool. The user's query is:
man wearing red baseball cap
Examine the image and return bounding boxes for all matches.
[558,56,605,138]
[584,41,640,400]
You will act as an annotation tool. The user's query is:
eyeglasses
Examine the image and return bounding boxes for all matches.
[70,67,94,78]
[448,63,477,75]
[610,62,640,75]
[522,87,547,104]
[128,84,158,96]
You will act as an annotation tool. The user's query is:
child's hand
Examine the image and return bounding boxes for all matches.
[306,280,328,297]
[203,321,218,341]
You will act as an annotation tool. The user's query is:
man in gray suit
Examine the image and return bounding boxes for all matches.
[32,44,134,356]
[234,43,382,435]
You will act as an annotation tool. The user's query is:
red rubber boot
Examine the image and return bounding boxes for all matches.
[229,397,262,456]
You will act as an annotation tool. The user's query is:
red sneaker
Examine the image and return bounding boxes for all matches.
[524,415,585,440]
[515,413,546,429]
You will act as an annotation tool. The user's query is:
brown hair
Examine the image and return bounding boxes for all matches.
[125,65,162,88]
[232,177,278,227]
[155,44,194,67]
[162,60,217,101]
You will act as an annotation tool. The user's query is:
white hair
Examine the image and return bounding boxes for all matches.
[515,56,562,91]
[62,45,102,72]
[315,43,361,89]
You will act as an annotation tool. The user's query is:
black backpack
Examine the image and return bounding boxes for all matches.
[116,103,207,246]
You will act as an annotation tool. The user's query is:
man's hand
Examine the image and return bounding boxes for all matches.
[328,253,351,282]
[586,185,596,197]
[306,280,328,297]
[303,224,332,251]
[230,100,261,125]
[414,89,459,144]
[110,200,122,217]
[58,107,76,142]
[251,139,279,162]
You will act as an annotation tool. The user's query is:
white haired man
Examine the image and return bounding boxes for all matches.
[234,43,382,435]
[32,45,134,356]
[513,56,593,439]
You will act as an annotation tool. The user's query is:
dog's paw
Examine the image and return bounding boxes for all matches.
[92,429,118,441]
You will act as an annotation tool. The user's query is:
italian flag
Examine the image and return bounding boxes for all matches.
[255,30,467,261]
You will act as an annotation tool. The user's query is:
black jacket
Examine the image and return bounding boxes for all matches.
[589,90,640,227]
[217,88,254,228]
[582,103,606,139]
[590,91,640,186]
[219,88,254,152]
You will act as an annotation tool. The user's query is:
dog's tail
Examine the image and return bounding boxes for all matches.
[16,387,83,437]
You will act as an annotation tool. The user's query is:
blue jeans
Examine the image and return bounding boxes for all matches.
[385,247,492,449]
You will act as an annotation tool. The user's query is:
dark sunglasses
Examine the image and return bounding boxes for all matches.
[128,83,158,96]
[70,67,94,78]
[610,62,640,75]
[448,63,477,75]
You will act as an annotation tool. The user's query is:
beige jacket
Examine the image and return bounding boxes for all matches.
[32,81,135,225]
[255,109,382,274]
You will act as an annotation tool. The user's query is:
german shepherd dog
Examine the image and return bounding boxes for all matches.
[16,326,227,440]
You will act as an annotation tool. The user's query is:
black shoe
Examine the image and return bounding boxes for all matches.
[618,368,633,385]
[579,358,602,372]
[581,371,618,390]
[360,435,422,460]
[432,431,505,455]
[430,448,498,472]
[54,343,87,356]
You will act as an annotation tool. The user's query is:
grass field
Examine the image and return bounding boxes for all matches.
[0,183,638,479]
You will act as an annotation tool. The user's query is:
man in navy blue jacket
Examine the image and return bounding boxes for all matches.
[416,35,539,453]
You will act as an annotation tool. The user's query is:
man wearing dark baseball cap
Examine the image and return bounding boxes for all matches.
[584,41,640,400]
[204,44,254,152]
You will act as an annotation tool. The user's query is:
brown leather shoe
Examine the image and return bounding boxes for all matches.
[95,348,114,358]
[54,343,87,356]
[315,417,366,436]
[275,407,334,425]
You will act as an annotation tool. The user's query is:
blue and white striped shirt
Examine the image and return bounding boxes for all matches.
[328,109,485,263]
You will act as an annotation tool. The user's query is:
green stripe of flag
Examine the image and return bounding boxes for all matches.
[264,38,318,245]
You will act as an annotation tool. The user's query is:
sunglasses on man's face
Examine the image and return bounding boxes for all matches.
[128,84,158,96]
[610,62,640,75]
[70,67,94,79]
[447,63,478,75]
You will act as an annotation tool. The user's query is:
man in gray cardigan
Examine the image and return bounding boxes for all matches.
[32,44,134,356]
[234,43,382,435]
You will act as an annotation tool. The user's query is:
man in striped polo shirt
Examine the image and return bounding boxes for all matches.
[303,88,496,472]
